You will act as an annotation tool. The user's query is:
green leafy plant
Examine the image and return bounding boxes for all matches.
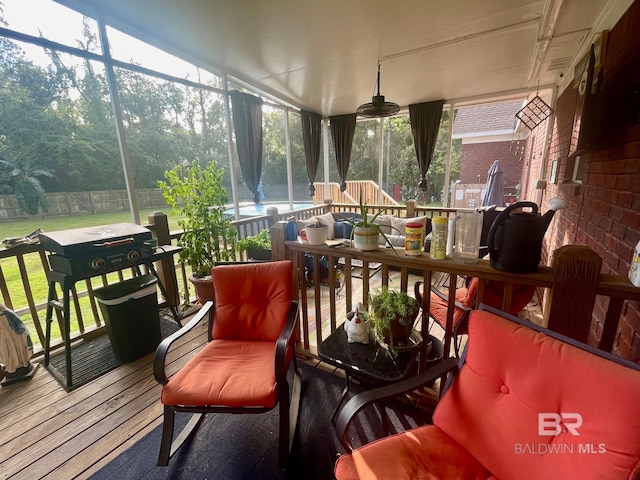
[369,287,420,347]
[0,154,54,215]
[348,189,400,255]
[237,228,271,252]
[158,161,236,277]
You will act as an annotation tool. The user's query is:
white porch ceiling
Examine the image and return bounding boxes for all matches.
[64,0,631,115]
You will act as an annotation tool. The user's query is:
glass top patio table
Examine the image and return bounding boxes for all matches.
[318,327,421,384]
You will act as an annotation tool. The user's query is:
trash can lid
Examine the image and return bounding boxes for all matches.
[94,274,157,302]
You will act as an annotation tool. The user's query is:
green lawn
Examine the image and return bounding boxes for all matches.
[1,208,182,239]
[1,209,183,350]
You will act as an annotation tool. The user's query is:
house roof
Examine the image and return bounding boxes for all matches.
[452,100,525,138]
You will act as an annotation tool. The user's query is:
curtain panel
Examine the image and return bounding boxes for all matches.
[230,91,264,204]
[301,110,322,196]
[329,113,357,192]
[409,100,445,192]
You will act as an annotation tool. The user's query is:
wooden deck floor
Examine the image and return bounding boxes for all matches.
[0,310,210,480]
[0,275,543,480]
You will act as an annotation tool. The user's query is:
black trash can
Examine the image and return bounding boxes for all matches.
[94,274,161,363]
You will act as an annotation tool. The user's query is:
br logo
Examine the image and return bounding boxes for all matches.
[538,413,582,436]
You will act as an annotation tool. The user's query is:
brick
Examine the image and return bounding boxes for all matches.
[609,205,624,221]
[599,216,613,232]
[625,157,640,173]
[622,209,640,229]
[616,174,631,190]
[617,190,635,207]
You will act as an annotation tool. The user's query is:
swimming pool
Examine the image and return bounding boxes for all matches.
[224,201,313,218]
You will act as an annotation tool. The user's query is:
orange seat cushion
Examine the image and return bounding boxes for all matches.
[430,287,470,332]
[334,425,493,480]
[430,279,536,334]
[161,340,279,408]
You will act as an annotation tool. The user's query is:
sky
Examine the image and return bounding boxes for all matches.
[2,0,215,83]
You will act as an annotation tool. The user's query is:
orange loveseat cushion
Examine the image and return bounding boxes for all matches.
[336,310,640,480]
[434,310,640,480]
[161,340,279,407]
[211,261,293,341]
[335,424,493,479]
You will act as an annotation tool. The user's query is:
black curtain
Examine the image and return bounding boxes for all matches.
[230,91,264,204]
[301,110,322,196]
[329,113,357,192]
[409,100,445,192]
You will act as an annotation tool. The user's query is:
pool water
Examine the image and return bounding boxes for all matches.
[224,202,313,218]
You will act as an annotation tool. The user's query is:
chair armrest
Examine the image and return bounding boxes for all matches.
[153,301,214,385]
[275,301,300,381]
[335,357,460,451]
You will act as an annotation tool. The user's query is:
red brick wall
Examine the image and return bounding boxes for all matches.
[460,141,524,186]
[527,0,640,361]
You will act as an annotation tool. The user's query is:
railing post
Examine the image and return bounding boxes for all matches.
[545,245,602,343]
[147,211,179,307]
[406,199,417,217]
[270,221,287,261]
[266,206,279,226]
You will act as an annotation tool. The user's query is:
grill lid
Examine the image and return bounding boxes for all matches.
[39,223,152,257]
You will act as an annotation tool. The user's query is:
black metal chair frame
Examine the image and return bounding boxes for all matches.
[153,297,302,469]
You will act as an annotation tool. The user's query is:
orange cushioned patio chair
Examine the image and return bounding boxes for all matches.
[153,260,301,468]
[415,277,536,356]
[334,305,640,480]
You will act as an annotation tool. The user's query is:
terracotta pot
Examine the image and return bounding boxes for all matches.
[189,274,214,304]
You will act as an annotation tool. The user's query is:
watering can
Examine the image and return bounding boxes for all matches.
[487,198,567,273]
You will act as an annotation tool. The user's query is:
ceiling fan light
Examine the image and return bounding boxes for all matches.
[357,64,400,118]
[357,95,400,117]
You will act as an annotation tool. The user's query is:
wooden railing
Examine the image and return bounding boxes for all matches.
[5,199,639,366]
[267,218,640,365]
[312,180,398,206]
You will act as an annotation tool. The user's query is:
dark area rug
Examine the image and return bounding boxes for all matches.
[90,362,433,480]
[46,316,180,391]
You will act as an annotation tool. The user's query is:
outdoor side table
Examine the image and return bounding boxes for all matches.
[318,326,422,424]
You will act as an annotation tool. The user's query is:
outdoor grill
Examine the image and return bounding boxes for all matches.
[39,223,154,278]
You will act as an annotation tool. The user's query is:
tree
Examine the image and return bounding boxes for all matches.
[388,111,460,204]
[0,154,53,215]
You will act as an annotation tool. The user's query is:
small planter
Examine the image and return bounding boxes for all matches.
[305,223,328,245]
[246,247,272,260]
[353,225,379,251]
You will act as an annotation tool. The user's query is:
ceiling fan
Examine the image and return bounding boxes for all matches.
[356,63,400,118]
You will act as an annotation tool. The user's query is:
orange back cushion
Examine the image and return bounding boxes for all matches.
[465,277,535,314]
[211,261,293,341]
[433,309,640,480]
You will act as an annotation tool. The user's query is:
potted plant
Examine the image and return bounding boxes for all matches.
[349,190,399,254]
[305,221,328,245]
[237,229,272,260]
[369,287,420,348]
[158,161,237,304]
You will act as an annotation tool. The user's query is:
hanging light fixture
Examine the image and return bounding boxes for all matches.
[356,62,400,118]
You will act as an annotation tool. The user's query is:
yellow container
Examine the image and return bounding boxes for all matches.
[405,221,424,256]
[430,216,449,260]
